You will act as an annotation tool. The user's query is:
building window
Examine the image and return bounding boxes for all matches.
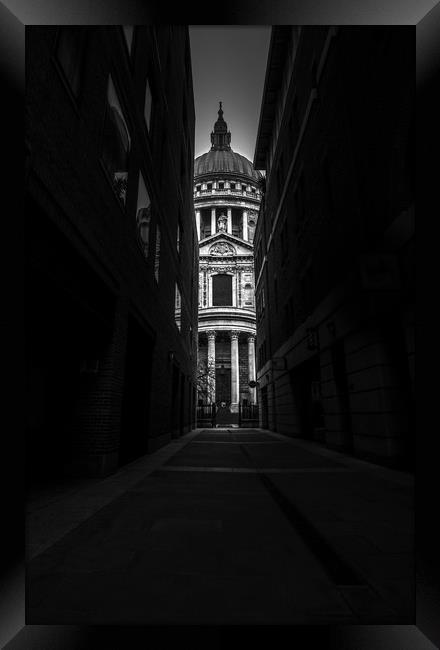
[136,172,151,259]
[230,182,236,190]
[218,182,224,190]
[207,183,212,191]
[256,286,265,320]
[102,75,131,205]
[122,26,134,55]
[55,27,86,97]
[255,241,264,276]
[212,274,232,306]
[232,208,243,238]
[144,78,152,131]
[175,284,181,330]
[200,209,211,239]
[154,224,161,282]
[177,217,183,254]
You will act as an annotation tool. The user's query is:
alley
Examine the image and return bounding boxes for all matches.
[26,428,414,625]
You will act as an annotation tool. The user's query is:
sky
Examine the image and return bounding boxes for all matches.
[189,27,271,163]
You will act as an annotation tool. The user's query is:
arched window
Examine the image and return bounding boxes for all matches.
[212,274,232,306]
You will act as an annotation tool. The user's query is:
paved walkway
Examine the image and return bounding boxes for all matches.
[26,428,414,625]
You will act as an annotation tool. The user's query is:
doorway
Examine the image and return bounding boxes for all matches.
[215,365,231,404]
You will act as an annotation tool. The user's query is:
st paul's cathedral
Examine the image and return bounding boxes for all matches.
[195,104,262,414]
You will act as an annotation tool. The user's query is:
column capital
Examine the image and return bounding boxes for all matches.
[206,330,217,340]
[247,334,255,343]
[230,330,240,340]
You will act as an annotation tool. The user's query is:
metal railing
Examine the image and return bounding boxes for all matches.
[238,403,259,428]
[195,189,260,199]
[196,404,216,428]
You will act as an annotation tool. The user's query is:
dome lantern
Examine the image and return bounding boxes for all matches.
[210,102,232,151]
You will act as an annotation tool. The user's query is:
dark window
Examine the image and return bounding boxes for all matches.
[154,225,161,282]
[230,182,236,190]
[200,209,211,239]
[255,241,263,276]
[218,182,224,190]
[231,208,243,238]
[102,75,131,205]
[212,274,232,306]
[136,172,151,259]
[55,27,86,97]
[175,284,181,330]
[177,216,183,254]
[122,26,134,55]
[207,183,212,191]
[144,78,153,131]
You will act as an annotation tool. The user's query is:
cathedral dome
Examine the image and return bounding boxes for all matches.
[194,102,262,182]
[194,149,262,181]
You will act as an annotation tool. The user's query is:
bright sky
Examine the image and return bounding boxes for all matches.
[189,26,271,163]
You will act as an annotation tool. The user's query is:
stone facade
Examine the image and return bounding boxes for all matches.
[195,105,261,412]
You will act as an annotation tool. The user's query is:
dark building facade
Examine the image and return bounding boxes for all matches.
[253,27,414,468]
[26,26,198,480]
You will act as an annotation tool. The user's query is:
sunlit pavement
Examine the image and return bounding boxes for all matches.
[26,428,414,625]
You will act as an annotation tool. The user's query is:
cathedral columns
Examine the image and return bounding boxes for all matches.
[243,210,248,241]
[227,208,232,234]
[230,331,240,412]
[211,208,216,235]
[196,210,201,240]
[207,330,216,404]
[247,335,256,404]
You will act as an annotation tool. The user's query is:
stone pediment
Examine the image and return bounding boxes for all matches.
[199,232,253,258]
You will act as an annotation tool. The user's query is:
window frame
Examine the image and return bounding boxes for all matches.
[135,169,152,260]
[212,273,233,307]
[100,73,132,210]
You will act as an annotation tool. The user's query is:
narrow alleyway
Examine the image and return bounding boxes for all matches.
[26,429,414,625]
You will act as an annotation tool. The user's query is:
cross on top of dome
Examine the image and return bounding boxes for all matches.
[211,102,232,151]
